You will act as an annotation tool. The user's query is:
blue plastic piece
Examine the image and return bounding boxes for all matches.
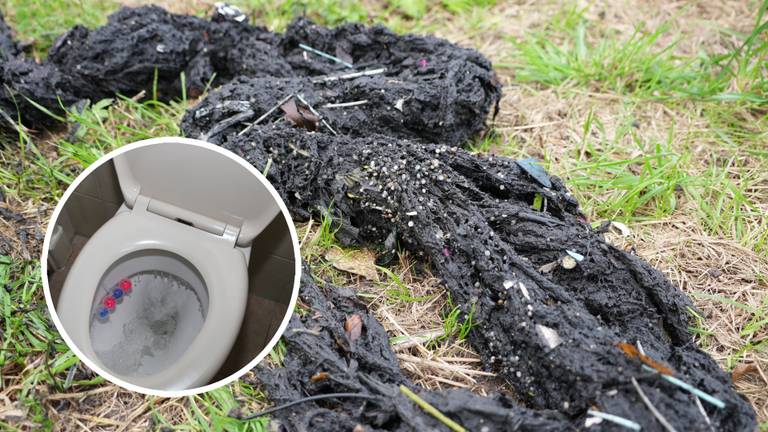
[515,158,552,188]
[113,288,124,299]
[98,307,109,319]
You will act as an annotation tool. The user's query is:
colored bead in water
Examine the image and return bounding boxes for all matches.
[104,296,116,310]
[113,288,124,299]
[98,307,109,319]
[119,278,132,293]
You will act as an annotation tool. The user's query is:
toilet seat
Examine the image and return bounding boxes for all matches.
[57,200,248,390]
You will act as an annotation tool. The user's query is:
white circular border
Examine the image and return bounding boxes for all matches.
[41,137,302,397]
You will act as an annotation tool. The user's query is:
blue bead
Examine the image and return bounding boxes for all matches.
[98,307,109,318]
[113,288,124,299]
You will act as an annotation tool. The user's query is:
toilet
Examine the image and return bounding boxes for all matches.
[56,139,280,391]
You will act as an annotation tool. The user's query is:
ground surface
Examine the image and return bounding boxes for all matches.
[0,0,765,430]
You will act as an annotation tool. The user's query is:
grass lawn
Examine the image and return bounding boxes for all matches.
[0,0,766,430]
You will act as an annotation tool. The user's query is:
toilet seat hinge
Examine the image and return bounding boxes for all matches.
[134,195,242,245]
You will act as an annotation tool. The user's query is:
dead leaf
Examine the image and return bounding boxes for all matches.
[280,97,319,131]
[345,314,363,344]
[325,248,378,281]
[616,342,674,375]
[311,371,329,382]
[732,363,758,382]
[539,260,559,273]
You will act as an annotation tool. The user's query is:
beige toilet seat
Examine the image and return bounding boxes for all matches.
[57,205,248,391]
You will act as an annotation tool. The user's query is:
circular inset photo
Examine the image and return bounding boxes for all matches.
[41,137,300,396]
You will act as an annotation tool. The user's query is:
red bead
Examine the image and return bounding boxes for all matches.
[119,279,132,292]
[104,296,116,310]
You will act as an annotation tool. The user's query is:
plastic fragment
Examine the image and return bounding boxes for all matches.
[298,43,354,68]
[214,2,247,22]
[642,365,726,409]
[515,158,552,188]
[535,324,562,350]
[566,250,584,262]
[103,296,116,310]
[586,410,641,431]
[310,67,387,83]
[119,278,132,293]
[585,416,603,427]
[518,282,531,301]
[323,100,368,108]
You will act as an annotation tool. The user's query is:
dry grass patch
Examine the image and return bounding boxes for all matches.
[45,386,149,431]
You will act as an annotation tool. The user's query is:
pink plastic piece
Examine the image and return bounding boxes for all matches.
[119,278,132,293]
[103,296,116,310]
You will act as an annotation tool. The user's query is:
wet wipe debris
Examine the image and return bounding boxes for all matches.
[251,270,570,431]
[204,123,757,431]
[0,4,757,430]
[0,5,500,147]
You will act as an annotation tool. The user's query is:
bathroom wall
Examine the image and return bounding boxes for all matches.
[212,215,295,381]
[48,160,123,303]
[246,215,295,305]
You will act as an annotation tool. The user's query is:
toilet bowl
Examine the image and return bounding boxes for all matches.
[56,139,281,390]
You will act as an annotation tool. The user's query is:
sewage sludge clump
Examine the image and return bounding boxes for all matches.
[0,13,19,60]
[199,124,756,431]
[184,17,502,146]
[0,5,500,148]
[0,4,757,430]
[178,11,762,424]
[251,270,570,431]
[0,6,267,135]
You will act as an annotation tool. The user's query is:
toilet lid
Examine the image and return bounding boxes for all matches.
[113,138,280,246]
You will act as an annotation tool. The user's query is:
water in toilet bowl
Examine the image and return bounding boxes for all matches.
[90,270,206,377]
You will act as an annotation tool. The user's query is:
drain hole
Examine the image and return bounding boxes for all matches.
[175,218,193,227]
